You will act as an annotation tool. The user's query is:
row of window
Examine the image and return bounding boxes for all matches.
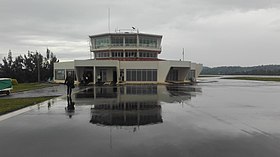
[139,38,157,48]
[126,69,157,81]
[95,52,157,58]
[55,69,193,82]
[111,36,123,46]
[112,52,124,57]
[95,37,110,48]
[126,52,137,57]
[139,52,157,58]
[55,69,76,80]
[125,37,137,47]
[95,52,110,58]
[93,36,159,49]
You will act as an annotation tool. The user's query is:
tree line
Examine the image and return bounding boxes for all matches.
[201,65,280,75]
[0,49,59,83]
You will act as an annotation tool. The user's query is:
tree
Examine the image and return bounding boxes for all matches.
[0,50,13,78]
[11,55,24,82]
[0,49,59,83]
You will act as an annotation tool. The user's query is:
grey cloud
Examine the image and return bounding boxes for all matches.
[1,0,280,66]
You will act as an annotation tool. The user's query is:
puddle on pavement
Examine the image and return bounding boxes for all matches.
[2,81,280,157]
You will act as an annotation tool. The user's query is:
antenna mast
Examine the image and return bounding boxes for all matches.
[108,8,111,33]
[182,48,185,61]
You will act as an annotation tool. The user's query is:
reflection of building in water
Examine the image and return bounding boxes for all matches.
[90,101,162,126]
[74,85,201,128]
[85,85,161,128]
[162,85,202,103]
[75,85,201,105]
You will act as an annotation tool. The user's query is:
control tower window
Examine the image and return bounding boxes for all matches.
[111,36,123,47]
[139,37,157,48]
[112,52,124,58]
[95,37,110,48]
[125,51,137,57]
[125,36,137,47]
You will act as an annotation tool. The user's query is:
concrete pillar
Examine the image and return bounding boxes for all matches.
[123,36,125,47]
[137,50,139,58]
[116,68,119,84]
[93,66,96,84]
[117,61,120,84]
[75,67,79,82]
[124,68,126,81]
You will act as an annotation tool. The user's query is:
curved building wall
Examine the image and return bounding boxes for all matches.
[54,32,202,84]
[90,33,162,60]
[54,60,202,84]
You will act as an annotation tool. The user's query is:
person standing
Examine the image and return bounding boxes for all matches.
[65,72,74,97]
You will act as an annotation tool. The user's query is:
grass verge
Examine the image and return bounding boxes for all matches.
[0,96,55,115]
[222,77,280,82]
[12,83,59,93]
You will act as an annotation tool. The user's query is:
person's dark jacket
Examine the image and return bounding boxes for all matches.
[65,76,74,87]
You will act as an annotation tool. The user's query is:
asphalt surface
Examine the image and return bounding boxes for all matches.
[1,79,280,157]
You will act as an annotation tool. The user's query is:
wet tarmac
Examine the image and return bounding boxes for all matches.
[1,78,280,157]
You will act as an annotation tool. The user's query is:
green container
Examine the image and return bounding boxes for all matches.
[0,78,12,91]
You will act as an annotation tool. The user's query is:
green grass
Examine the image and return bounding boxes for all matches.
[222,77,280,82]
[0,97,54,115]
[12,83,58,93]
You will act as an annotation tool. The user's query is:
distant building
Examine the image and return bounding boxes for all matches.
[54,30,202,84]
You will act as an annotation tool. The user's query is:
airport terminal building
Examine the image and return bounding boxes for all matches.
[54,30,203,84]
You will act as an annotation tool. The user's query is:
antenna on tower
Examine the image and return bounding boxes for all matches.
[182,48,185,61]
[108,8,111,33]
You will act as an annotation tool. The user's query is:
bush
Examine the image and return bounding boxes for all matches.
[11,79,18,85]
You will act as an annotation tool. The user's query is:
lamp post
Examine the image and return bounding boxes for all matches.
[37,52,40,83]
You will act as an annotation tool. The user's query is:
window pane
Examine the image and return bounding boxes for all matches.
[125,36,137,47]
[132,70,136,81]
[152,70,157,81]
[55,69,65,80]
[147,70,152,81]
[142,70,146,81]
[111,36,123,46]
[95,37,110,48]
[126,70,131,81]
[137,70,141,81]
[126,69,157,81]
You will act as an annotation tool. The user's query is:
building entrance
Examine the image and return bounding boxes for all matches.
[83,67,93,84]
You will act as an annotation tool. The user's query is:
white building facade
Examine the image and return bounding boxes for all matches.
[54,31,203,84]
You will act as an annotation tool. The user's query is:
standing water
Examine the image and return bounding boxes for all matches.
[1,78,280,157]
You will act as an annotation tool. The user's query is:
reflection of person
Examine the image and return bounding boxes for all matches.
[65,96,75,118]
[64,72,74,96]
[97,74,101,83]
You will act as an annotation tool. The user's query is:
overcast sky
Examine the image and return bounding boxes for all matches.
[0,0,280,67]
